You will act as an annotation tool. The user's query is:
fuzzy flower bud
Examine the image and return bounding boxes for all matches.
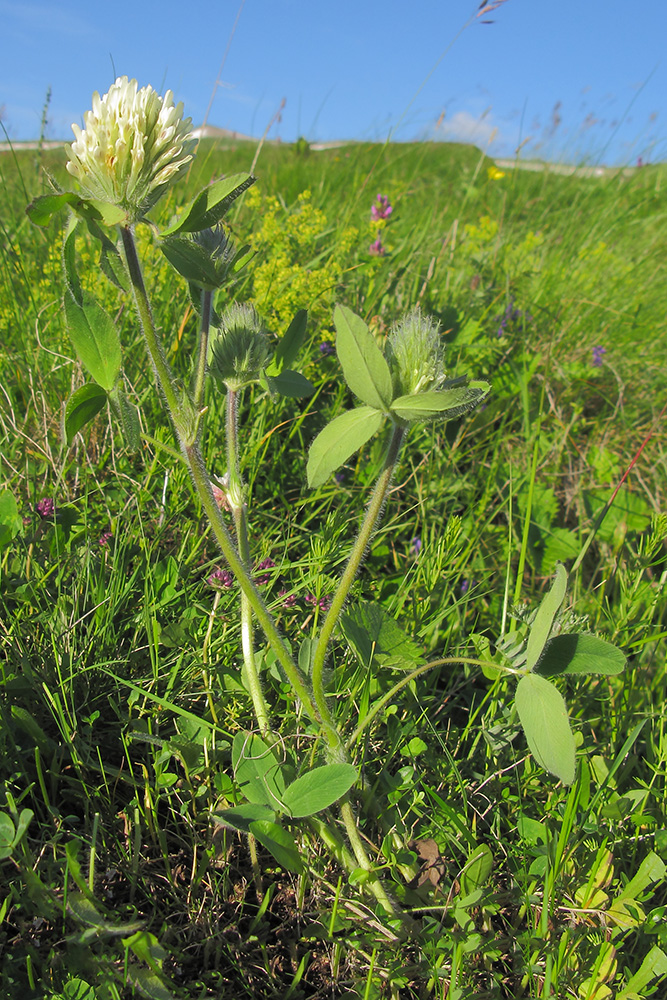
[208,303,271,390]
[385,308,447,396]
[65,76,196,223]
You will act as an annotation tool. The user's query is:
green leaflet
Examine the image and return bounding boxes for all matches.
[333,304,393,411]
[161,173,255,235]
[281,763,357,818]
[64,291,122,392]
[524,562,568,672]
[390,381,490,421]
[515,672,576,785]
[307,406,384,487]
[535,633,626,677]
[64,383,107,445]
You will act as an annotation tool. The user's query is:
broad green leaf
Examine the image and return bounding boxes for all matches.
[460,844,493,896]
[126,967,175,1000]
[515,672,576,784]
[282,763,357,818]
[535,634,626,677]
[340,600,425,670]
[617,851,666,902]
[232,732,288,810]
[123,930,167,975]
[160,237,222,288]
[266,309,308,375]
[264,369,314,398]
[524,563,568,672]
[618,945,667,999]
[307,406,384,488]
[26,191,81,226]
[249,819,305,874]
[14,808,33,845]
[63,218,83,304]
[541,528,580,574]
[212,803,276,833]
[62,979,98,1000]
[0,490,22,549]
[64,291,122,391]
[64,383,107,445]
[27,192,125,228]
[160,173,255,235]
[390,381,490,422]
[0,814,15,860]
[334,304,393,410]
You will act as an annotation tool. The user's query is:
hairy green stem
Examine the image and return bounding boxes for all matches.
[119,225,318,727]
[192,288,213,410]
[120,226,182,420]
[346,656,501,749]
[226,387,270,734]
[339,797,403,920]
[311,423,406,746]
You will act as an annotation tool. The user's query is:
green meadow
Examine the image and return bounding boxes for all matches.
[1,134,666,998]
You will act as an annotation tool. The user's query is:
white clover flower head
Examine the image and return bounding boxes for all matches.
[65,76,196,222]
[208,303,271,390]
[385,308,447,396]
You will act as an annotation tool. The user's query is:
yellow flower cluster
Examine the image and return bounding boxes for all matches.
[460,215,544,278]
[244,188,358,328]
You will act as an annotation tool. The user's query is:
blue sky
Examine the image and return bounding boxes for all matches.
[1,0,665,165]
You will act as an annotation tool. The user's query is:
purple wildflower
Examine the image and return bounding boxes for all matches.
[319,340,336,357]
[495,298,525,337]
[207,567,234,589]
[592,345,607,368]
[305,592,331,611]
[334,470,346,485]
[369,235,386,257]
[254,557,275,585]
[36,497,55,519]
[410,536,422,556]
[371,194,393,221]
[98,531,113,547]
[278,588,297,609]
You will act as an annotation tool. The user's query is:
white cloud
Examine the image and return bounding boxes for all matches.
[432,109,499,147]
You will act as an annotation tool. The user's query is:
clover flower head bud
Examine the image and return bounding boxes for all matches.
[193,225,234,263]
[385,308,447,396]
[65,76,196,223]
[208,303,271,390]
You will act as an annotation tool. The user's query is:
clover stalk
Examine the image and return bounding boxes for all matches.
[311,421,406,741]
[119,224,318,729]
[225,385,270,734]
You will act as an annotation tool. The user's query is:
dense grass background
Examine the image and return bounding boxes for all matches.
[0,135,666,999]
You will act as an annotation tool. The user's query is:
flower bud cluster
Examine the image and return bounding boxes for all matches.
[208,303,271,390]
[385,308,447,396]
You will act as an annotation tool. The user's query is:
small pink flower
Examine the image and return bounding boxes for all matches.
[371,194,392,221]
[254,557,275,585]
[98,531,113,547]
[36,497,55,519]
[369,236,386,256]
[207,567,234,588]
[278,588,297,608]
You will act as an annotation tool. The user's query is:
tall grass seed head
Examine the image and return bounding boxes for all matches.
[208,303,271,390]
[65,76,196,223]
[385,308,447,396]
